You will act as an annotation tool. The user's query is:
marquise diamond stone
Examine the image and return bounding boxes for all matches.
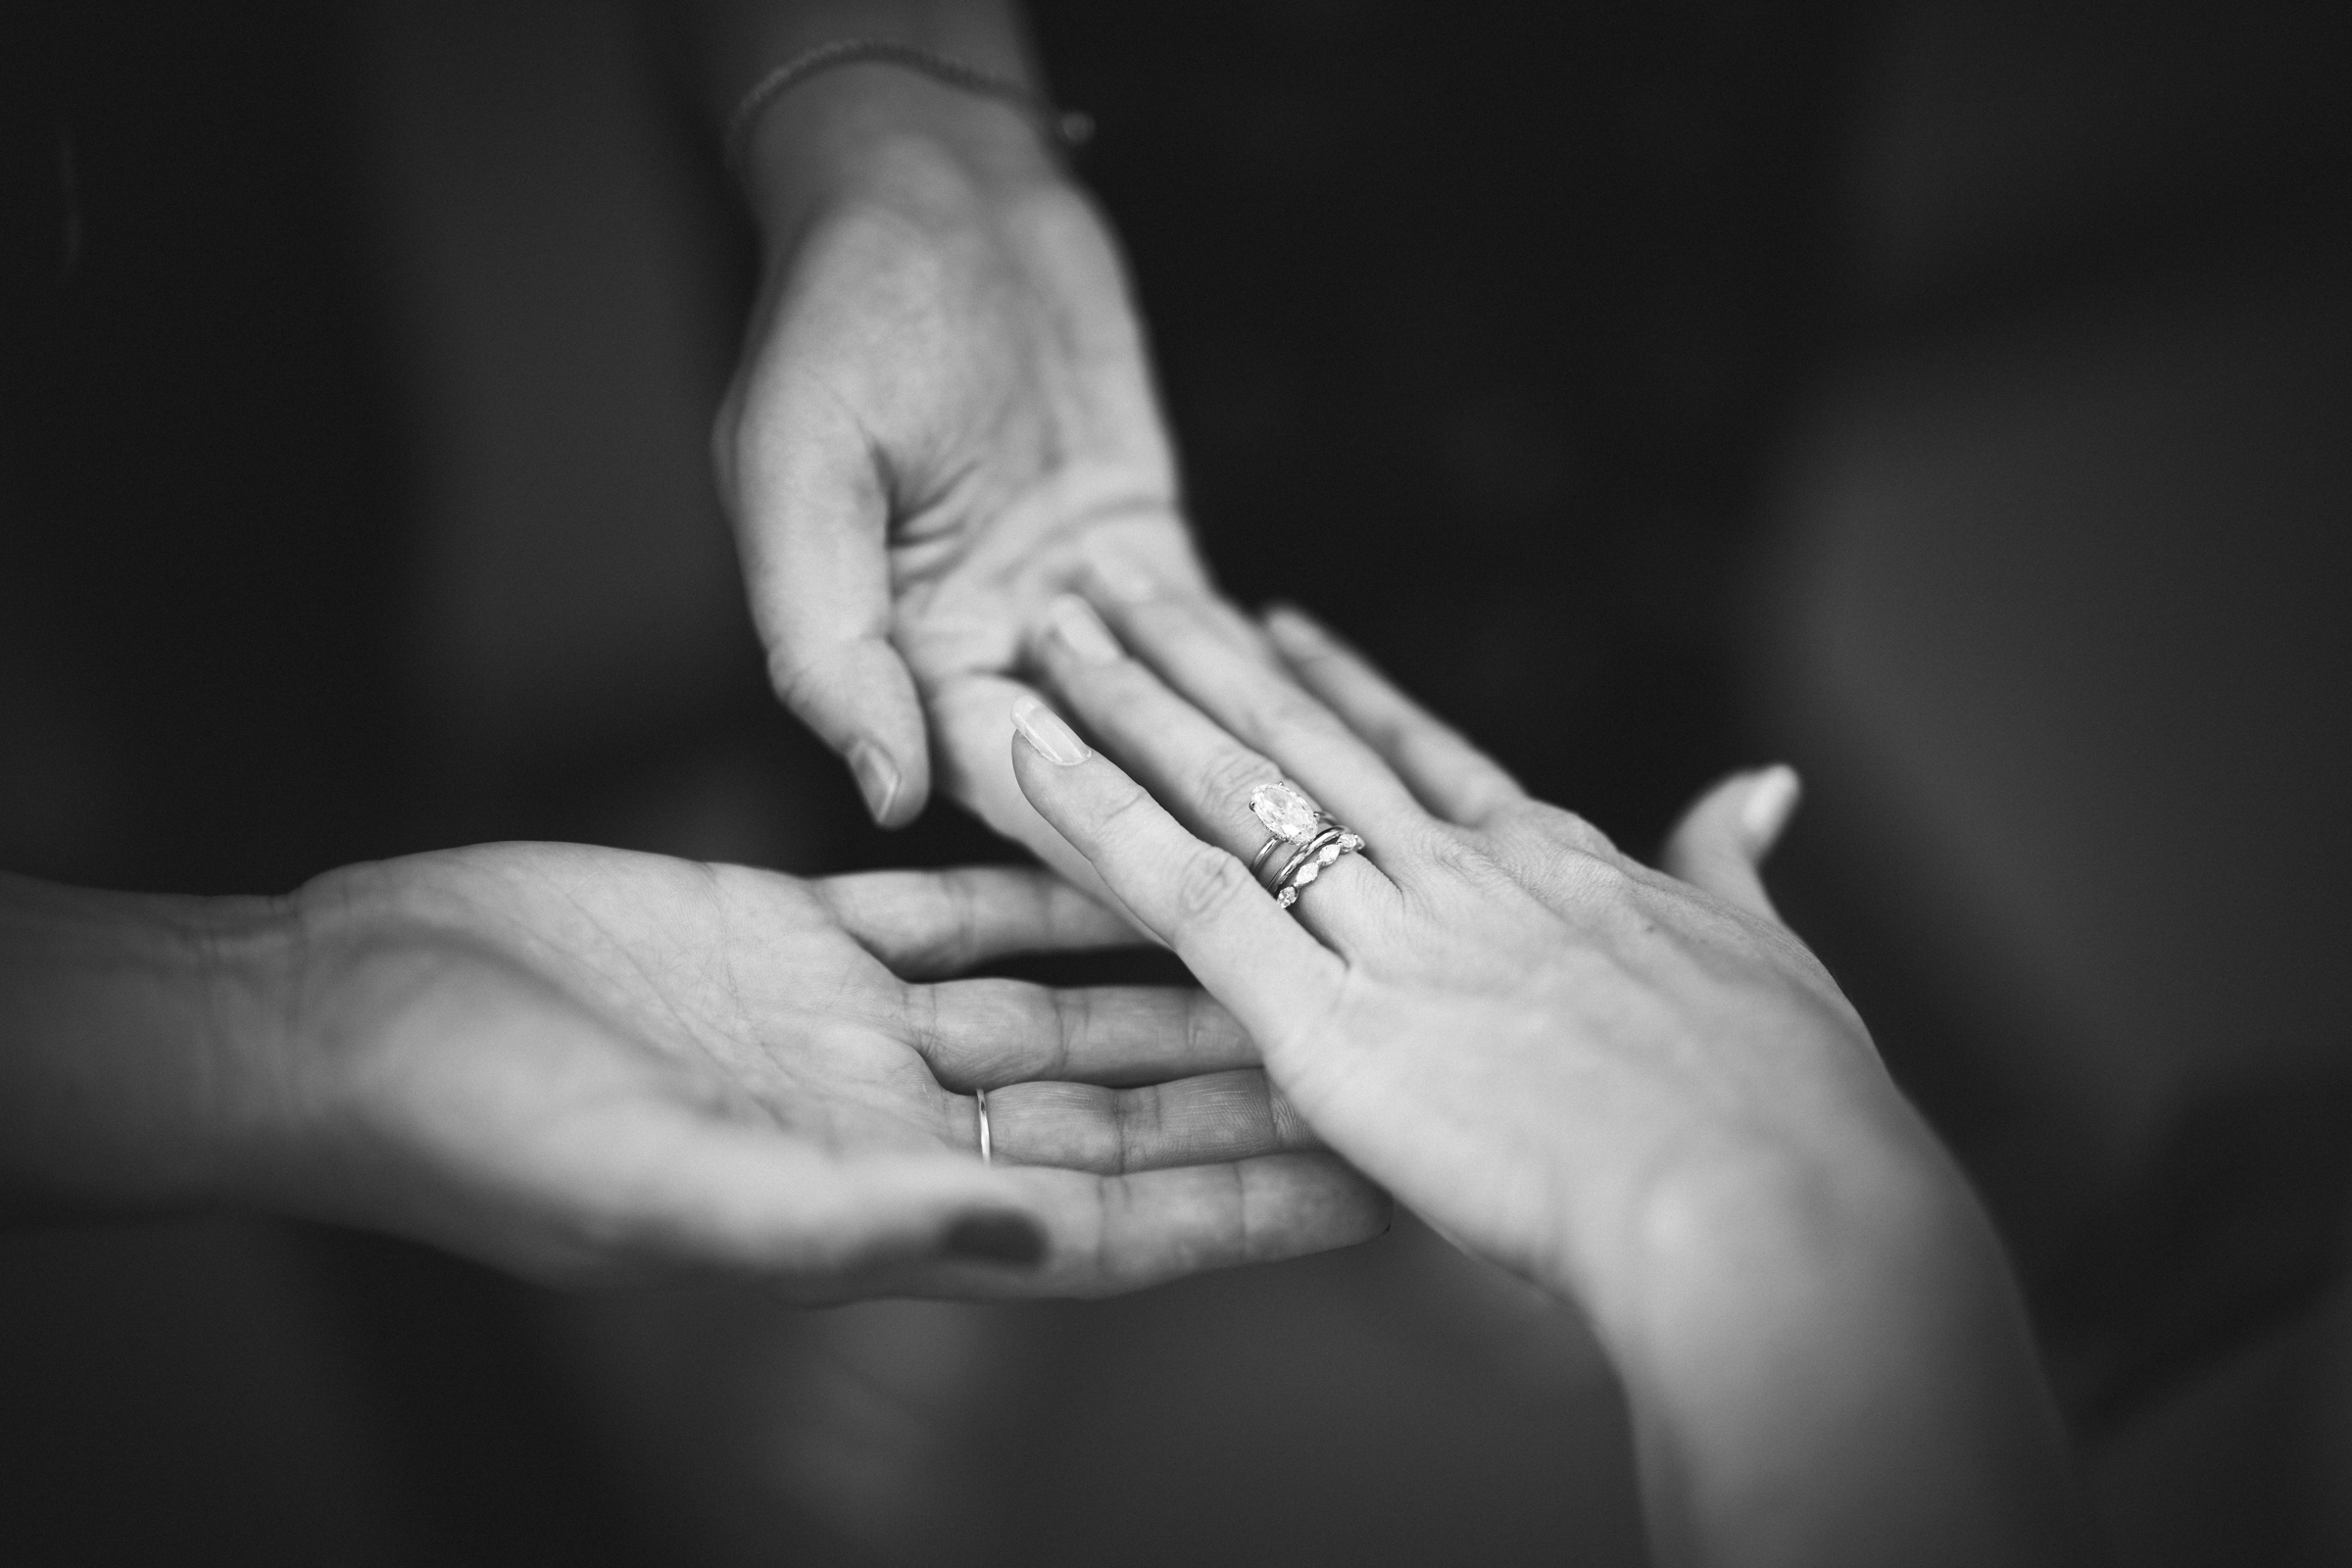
[1291,841,1348,890]
[1249,781,1322,843]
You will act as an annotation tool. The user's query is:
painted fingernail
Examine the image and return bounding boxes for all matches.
[1010,694,1091,765]
[941,1210,1048,1266]
[1740,764,1801,854]
[848,742,902,824]
[1047,594,1123,664]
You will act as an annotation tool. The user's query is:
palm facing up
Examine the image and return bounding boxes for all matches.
[264,844,1375,1299]
[722,83,1238,887]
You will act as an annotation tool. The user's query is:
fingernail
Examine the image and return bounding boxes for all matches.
[1010,695,1091,765]
[1047,594,1123,664]
[848,742,901,824]
[1740,764,1801,854]
[1085,548,1162,606]
[1262,603,1324,647]
[941,1210,1048,1266]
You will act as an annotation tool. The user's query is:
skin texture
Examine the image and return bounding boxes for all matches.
[1006,592,2087,1567]
[0,851,1381,1301]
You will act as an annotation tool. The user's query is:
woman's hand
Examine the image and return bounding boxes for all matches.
[1004,593,2085,1565]
[719,67,1243,890]
[0,848,1378,1302]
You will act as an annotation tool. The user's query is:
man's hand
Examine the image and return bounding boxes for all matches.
[718,65,1228,887]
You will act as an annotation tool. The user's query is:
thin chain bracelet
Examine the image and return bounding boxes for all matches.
[724,37,1094,175]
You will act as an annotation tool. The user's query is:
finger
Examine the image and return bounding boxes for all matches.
[1660,764,1800,924]
[914,979,1256,1086]
[1006,696,1346,1051]
[923,1153,1391,1298]
[928,669,1132,910]
[726,367,928,827]
[819,867,1143,980]
[1090,591,1435,863]
[1262,605,1526,827]
[563,1106,1386,1300]
[1030,595,1398,948]
[983,1068,1322,1173]
[517,1106,1051,1296]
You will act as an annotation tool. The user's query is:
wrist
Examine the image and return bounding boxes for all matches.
[0,875,305,1218]
[739,63,1069,243]
[1595,1137,2080,1564]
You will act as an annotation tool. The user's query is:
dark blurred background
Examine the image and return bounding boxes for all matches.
[3,0,2348,1562]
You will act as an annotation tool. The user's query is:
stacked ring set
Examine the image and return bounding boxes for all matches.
[1247,781,1366,910]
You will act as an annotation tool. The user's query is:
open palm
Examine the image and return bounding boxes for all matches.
[721,122,1254,893]
[266,843,1377,1300]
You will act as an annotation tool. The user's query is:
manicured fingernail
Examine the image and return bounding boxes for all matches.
[1010,695,1090,765]
[941,1210,1048,1266]
[1047,594,1123,664]
[848,742,901,824]
[1740,764,1801,853]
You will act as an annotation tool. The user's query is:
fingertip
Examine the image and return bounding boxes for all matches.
[1739,764,1802,857]
[1260,602,1325,648]
[770,635,932,826]
[938,1208,1049,1267]
[847,740,905,826]
[1010,693,1093,766]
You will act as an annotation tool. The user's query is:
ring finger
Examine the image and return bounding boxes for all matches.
[970,1068,1323,1174]
[1030,595,1399,947]
[1088,588,1436,866]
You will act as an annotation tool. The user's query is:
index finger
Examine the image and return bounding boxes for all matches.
[1006,700,1344,1052]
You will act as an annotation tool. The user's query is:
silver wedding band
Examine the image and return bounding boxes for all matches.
[976,1088,993,1164]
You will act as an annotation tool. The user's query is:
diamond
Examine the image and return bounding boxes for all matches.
[1276,886,1298,908]
[1292,841,1348,890]
[1249,781,1322,843]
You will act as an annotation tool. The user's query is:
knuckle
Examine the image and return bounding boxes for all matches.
[764,643,832,713]
[1258,683,1332,737]
[1498,799,1615,858]
[1419,826,1513,890]
[1190,744,1278,826]
[1049,988,1088,1078]
[1555,848,1640,909]
[1094,782,1165,852]
[1212,669,1311,737]
[1171,845,1257,929]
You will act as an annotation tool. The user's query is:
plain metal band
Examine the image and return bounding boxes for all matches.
[976,1087,993,1165]
[1250,835,1286,879]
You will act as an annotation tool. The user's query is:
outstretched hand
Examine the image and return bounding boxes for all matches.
[250,844,1377,1300]
[1002,592,2084,1566]
[717,73,1253,889]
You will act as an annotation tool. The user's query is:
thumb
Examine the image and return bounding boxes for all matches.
[725,377,929,827]
[1661,764,1801,923]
